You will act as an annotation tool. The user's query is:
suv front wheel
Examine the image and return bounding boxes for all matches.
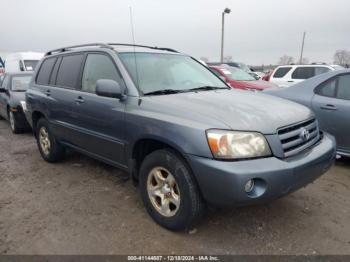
[139,149,205,231]
[36,118,65,162]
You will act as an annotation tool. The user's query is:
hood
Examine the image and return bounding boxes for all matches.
[142,89,314,134]
[229,79,277,90]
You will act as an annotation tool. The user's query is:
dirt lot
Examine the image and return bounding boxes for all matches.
[0,120,349,255]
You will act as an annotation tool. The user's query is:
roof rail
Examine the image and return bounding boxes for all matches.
[108,43,178,53]
[45,43,114,56]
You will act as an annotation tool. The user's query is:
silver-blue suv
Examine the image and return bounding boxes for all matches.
[25,43,336,230]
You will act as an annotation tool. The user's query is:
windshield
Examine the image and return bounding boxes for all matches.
[23,60,39,71]
[119,53,227,94]
[11,75,32,91]
[220,67,256,81]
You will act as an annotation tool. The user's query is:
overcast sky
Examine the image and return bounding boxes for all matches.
[1,0,349,65]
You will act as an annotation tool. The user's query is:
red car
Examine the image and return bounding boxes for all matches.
[209,65,277,91]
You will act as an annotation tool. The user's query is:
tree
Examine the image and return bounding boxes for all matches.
[333,50,350,66]
[223,55,233,62]
[278,55,294,65]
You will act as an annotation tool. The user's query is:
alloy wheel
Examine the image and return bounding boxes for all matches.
[39,127,51,155]
[147,167,181,217]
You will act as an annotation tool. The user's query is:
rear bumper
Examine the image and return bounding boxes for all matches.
[187,133,336,207]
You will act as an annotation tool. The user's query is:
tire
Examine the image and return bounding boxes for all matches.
[36,118,65,162]
[8,110,22,134]
[139,149,205,231]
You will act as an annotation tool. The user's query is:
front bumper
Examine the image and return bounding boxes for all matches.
[187,133,336,207]
[12,107,31,129]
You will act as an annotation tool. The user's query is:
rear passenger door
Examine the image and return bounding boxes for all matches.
[312,73,350,151]
[72,52,127,167]
[37,54,86,143]
[270,67,292,87]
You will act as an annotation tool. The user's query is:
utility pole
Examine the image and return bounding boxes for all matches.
[220,8,231,63]
[299,31,306,64]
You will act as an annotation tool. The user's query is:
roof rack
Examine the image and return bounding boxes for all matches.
[45,43,113,56]
[45,43,179,56]
[108,43,178,53]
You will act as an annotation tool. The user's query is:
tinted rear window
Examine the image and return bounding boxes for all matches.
[56,54,84,88]
[36,58,57,85]
[273,67,291,78]
[292,67,315,79]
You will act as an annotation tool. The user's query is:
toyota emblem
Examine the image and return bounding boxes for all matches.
[300,128,310,141]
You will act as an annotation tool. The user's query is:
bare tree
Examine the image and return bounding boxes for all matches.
[223,55,233,62]
[334,50,350,66]
[200,57,209,63]
[278,55,294,65]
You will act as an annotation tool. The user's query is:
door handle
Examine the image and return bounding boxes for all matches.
[320,104,337,111]
[45,90,51,96]
[287,80,294,83]
[75,96,84,104]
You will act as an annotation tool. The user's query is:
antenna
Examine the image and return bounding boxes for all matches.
[129,6,140,90]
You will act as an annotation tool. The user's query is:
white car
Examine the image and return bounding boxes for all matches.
[269,64,340,88]
[4,52,44,73]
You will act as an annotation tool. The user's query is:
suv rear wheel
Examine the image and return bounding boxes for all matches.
[36,118,65,162]
[139,149,205,231]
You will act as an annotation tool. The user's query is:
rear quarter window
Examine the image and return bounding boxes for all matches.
[291,67,315,79]
[272,67,292,78]
[36,57,57,85]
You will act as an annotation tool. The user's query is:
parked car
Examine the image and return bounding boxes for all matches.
[268,64,340,88]
[26,43,336,230]
[209,65,277,91]
[209,62,259,79]
[0,72,32,133]
[264,69,350,157]
[4,52,43,73]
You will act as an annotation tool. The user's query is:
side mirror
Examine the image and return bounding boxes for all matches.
[0,87,6,93]
[96,79,125,99]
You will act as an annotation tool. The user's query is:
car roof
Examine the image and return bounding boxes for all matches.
[276,64,332,68]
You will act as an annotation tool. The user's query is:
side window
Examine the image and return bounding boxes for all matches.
[337,74,350,100]
[315,67,331,76]
[81,54,123,93]
[292,67,315,79]
[56,54,84,89]
[36,57,57,85]
[273,67,292,78]
[315,78,337,97]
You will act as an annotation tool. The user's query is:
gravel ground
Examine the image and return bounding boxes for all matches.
[0,120,349,255]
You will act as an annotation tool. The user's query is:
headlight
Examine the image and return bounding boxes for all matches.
[206,130,271,160]
[20,101,27,111]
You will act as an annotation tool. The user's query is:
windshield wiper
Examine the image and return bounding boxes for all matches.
[143,89,185,96]
[186,86,230,92]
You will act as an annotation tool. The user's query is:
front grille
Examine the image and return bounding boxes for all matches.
[278,118,320,158]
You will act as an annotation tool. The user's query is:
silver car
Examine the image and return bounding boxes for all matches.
[264,69,350,157]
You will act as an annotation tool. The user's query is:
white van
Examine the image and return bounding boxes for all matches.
[4,52,44,73]
[269,64,339,88]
